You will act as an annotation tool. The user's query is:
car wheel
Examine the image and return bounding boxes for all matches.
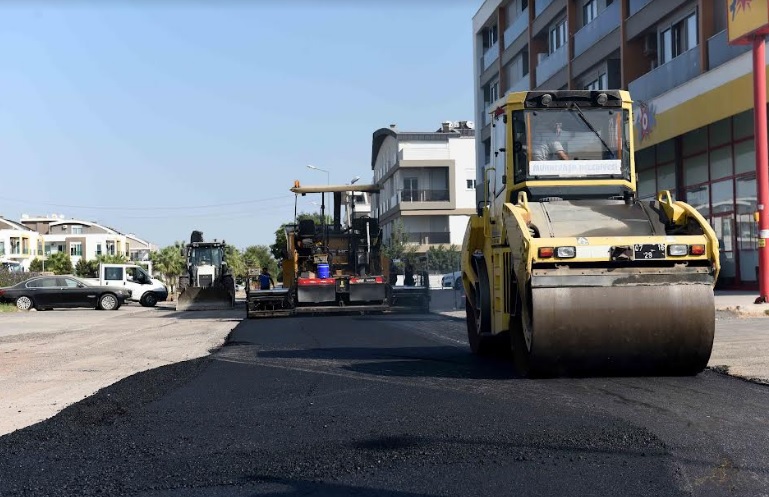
[98,293,119,311]
[140,292,158,307]
[15,296,33,311]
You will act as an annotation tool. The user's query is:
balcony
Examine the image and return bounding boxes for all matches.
[628,0,652,16]
[535,0,554,17]
[407,231,451,245]
[508,76,530,94]
[482,43,499,72]
[504,8,528,49]
[400,189,450,203]
[536,43,568,86]
[628,46,700,102]
[708,30,751,70]
[574,1,620,58]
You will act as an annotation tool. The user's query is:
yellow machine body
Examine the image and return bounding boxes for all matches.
[461,90,720,377]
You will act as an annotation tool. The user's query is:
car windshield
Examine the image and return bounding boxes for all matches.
[511,107,631,183]
[190,247,223,267]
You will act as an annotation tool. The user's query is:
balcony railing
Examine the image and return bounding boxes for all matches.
[508,76,530,93]
[535,0,554,17]
[574,1,620,58]
[504,8,528,49]
[406,231,451,245]
[536,43,568,86]
[482,43,499,71]
[708,29,751,70]
[400,189,450,202]
[628,0,653,17]
[628,46,700,102]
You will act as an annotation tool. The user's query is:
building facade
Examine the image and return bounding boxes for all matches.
[0,217,40,270]
[473,0,763,288]
[371,122,477,253]
[20,215,131,267]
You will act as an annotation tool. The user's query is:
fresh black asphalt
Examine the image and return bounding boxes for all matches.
[0,313,767,496]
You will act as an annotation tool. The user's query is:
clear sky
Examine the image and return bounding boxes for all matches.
[0,0,477,250]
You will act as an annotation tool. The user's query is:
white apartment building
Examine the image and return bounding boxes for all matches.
[20,214,131,267]
[371,121,477,253]
[0,217,40,270]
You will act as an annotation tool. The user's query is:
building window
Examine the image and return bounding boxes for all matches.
[482,23,498,50]
[10,238,20,255]
[549,18,567,54]
[0,241,4,256]
[660,12,698,65]
[585,73,608,90]
[70,242,82,257]
[467,179,477,189]
[106,241,116,255]
[583,0,598,26]
[71,226,83,234]
[96,243,102,256]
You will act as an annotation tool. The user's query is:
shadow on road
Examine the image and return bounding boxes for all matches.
[249,345,518,381]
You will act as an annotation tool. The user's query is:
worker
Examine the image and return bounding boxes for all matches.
[258,267,275,290]
[404,262,415,287]
[533,121,569,161]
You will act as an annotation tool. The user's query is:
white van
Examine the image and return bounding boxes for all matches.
[83,263,168,307]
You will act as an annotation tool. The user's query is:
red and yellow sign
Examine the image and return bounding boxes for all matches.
[728,0,769,45]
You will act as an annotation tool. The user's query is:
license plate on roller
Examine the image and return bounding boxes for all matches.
[634,243,666,259]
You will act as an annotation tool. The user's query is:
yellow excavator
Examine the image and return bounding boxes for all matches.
[461,90,720,377]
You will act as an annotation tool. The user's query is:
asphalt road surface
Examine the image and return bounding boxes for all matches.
[0,313,768,497]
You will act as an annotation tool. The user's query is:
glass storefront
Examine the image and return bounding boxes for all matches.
[636,109,759,288]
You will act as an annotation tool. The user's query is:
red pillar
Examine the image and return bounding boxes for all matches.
[753,36,769,303]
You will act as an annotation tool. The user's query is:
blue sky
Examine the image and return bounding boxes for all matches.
[0,0,477,250]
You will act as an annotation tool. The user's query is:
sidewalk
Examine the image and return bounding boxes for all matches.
[429,289,769,384]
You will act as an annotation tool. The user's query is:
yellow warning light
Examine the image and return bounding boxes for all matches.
[294,180,300,188]
[755,211,760,222]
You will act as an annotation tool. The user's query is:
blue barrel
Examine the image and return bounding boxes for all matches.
[317,263,330,279]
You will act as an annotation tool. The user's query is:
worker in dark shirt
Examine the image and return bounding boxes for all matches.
[258,267,275,290]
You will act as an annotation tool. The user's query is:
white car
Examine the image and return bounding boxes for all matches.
[441,271,462,288]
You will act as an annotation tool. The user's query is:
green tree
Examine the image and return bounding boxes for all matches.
[426,244,460,273]
[382,219,416,262]
[95,253,129,265]
[150,245,185,293]
[271,211,332,261]
[75,258,99,278]
[224,245,246,281]
[29,258,44,272]
[46,252,73,275]
[244,245,279,275]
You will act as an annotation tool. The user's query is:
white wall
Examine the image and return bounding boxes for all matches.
[449,215,470,246]
[0,229,39,270]
[448,136,478,209]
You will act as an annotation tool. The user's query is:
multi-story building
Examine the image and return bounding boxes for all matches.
[0,217,40,270]
[125,233,157,262]
[19,215,130,266]
[371,121,477,253]
[473,0,761,288]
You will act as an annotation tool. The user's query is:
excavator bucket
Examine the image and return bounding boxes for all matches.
[176,286,235,311]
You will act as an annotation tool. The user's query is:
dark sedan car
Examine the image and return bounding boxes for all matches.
[0,275,132,311]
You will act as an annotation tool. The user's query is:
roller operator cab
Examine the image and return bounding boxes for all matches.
[461,90,720,377]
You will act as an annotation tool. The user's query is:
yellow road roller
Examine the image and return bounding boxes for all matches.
[461,90,720,377]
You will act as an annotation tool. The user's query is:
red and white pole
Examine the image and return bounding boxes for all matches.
[752,35,769,303]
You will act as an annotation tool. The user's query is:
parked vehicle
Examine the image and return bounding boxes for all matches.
[0,259,24,273]
[0,275,131,311]
[82,263,168,307]
[441,270,462,288]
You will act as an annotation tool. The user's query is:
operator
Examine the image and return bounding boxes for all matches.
[532,121,569,161]
[258,267,275,290]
